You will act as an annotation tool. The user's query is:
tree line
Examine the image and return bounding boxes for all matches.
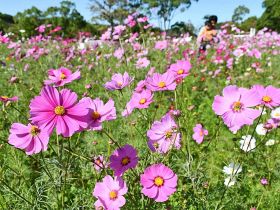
[0,0,279,38]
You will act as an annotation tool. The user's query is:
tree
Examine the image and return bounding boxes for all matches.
[90,0,139,28]
[170,21,196,36]
[257,0,280,31]
[232,5,250,23]
[239,16,257,32]
[0,12,14,32]
[142,0,198,30]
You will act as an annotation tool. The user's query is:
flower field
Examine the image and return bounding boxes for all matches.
[1,16,280,210]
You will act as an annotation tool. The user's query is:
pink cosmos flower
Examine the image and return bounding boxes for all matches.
[136,57,150,69]
[146,72,176,92]
[212,85,261,133]
[260,178,268,185]
[167,60,191,79]
[80,97,116,130]
[155,40,168,50]
[192,124,208,144]
[92,155,107,171]
[104,72,133,91]
[140,163,177,202]
[8,123,49,155]
[44,67,80,87]
[36,25,46,33]
[122,90,153,116]
[147,114,181,153]
[0,96,18,103]
[93,175,128,210]
[134,80,147,93]
[113,48,125,59]
[252,85,280,109]
[109,144,138,176]
[29,86,88,137]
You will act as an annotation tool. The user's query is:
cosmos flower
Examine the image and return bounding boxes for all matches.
[135,57,150,69]
[147,113,181,153]
[240,135,256,152]
[223,162,242,187]
[93,175,128,210]
[140,163,177,202]
[192,124,208,144]
[146,72,176,92]
[44,67,80,87]
[212,85,261,133]
[80,97,116,130]
[167,60,191,79]
[104,72,133,91]
[29,85,88,137]
[109,144,138,176]
[122,90,153,117]
[8,123,49,155]
[252,85,280,108]
[92,155,107,171]
[0,95,18,104]
[255,124,268,136]
[154,40,168,50]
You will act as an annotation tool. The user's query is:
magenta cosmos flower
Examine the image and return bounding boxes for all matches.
[0,95,18,103]
[44,67,80,87]
[104,72,133,91]
[192,124,208,144]
[80,97,116,130]
[168,60,191,79]
[146,72,177,92]
[93,175,128,210]
[212,85,261,133]
[140,163,177,202]
[122,90,153,117]
[252,85,280,109]
[30,85,88,137]
[109,144,138,176]
[8,123,49,155]
[147,113,181,153]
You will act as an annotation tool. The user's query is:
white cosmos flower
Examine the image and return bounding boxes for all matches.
[256,124,267,135]
[271,107,280,119]
[224,177,236,187]
[240,135,256,152]
[265,139,276,146]
[223,163,242,176]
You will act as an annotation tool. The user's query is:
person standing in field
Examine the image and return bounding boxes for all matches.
[197,15,218,55]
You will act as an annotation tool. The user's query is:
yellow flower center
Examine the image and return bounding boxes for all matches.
[262,96,272,103]
[117,82,123,87]
[177,69,184,75]
[154,176,164,187]
[92,111,101,120]
[121,156,130,166]
[232,101,242,112]
[275,113,280,117]
[139,98,146,104]
[199,130,204,136]
[158,81,166,88]
[30,126,40,136]
[165,130,173,139]
[54,106,65,115]
[109,190,118,200]
[153,142,159,149]
[60,73,67,79]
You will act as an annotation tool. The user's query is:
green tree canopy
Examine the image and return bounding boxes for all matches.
[232,5,250,23]
[257,0,280,31]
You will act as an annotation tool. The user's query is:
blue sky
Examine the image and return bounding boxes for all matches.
[0,0,264,28]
